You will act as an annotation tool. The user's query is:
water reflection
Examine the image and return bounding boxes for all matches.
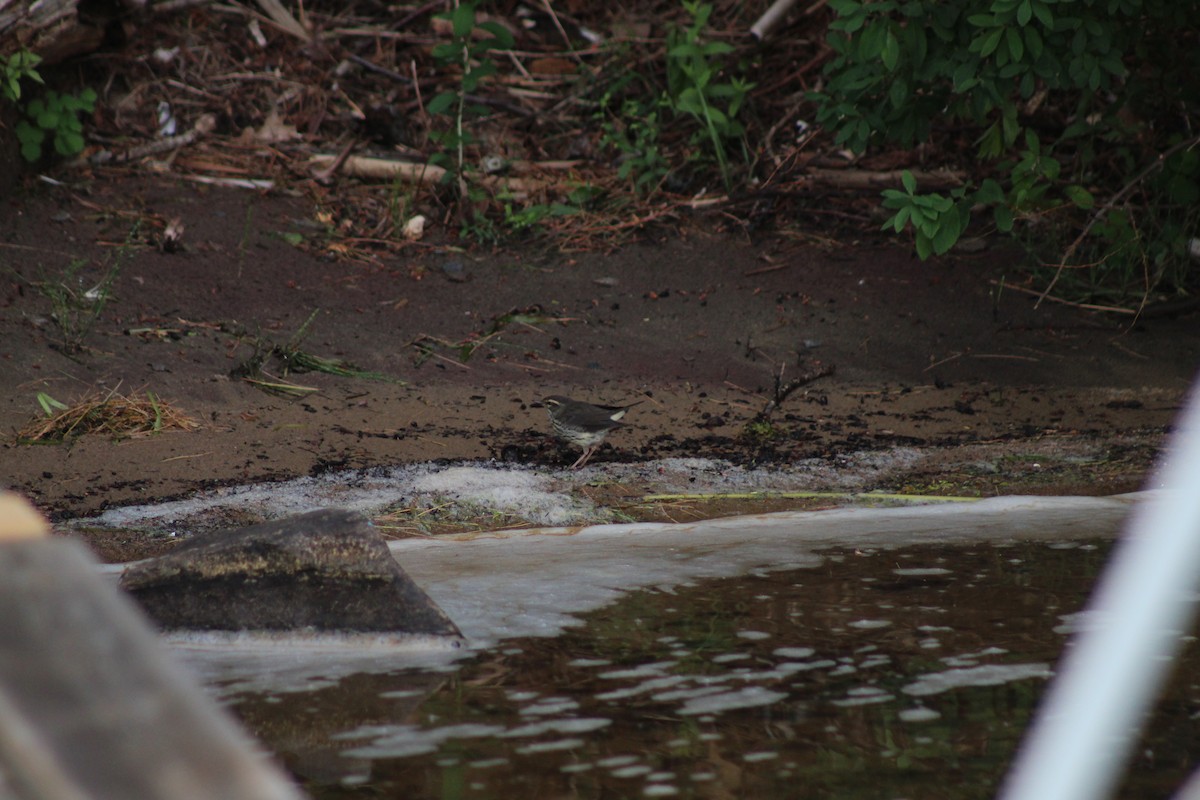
[227,539,1197,799]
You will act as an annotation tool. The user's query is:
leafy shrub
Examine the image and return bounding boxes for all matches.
[15,88,97,161]
[1,49,43,102]
[664,1,754,188]
[812,0,1200,300]
[428,1,514,182]
[595,2,754,194]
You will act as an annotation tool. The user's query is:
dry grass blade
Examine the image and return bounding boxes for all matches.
[17,391,200,443]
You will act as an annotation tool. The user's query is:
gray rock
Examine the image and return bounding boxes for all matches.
[121,509,461,637]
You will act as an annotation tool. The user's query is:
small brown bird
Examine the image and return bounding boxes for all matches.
[542,395,639,469]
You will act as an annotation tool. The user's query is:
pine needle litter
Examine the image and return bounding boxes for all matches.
[18,390,200,442]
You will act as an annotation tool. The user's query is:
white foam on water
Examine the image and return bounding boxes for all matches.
[898,706,941,722]
[136,492,1143,692]
[678,686,788,715]
[902,663,1053,697]
[848,619,892,629]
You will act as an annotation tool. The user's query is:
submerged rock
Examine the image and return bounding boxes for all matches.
[121,509,461,637]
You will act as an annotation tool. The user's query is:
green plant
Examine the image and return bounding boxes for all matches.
[33,223,136,355]
[428,2,514,188]
[15,87,97,161]
[36,255,118,354]
[599,95,671,194]
[1,49,43,102]
[881,171,971,259]
[500,185,593,234]
[36,392,68,417]
[664,1,754,189]
[813,0,1200,300]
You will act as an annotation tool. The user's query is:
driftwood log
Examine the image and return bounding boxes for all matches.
[0,0,215,65]
[2,0,121,65]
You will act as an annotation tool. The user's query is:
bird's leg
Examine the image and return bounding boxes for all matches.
[572,445,598,469]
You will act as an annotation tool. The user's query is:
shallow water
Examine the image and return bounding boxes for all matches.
[222,538,1199,799]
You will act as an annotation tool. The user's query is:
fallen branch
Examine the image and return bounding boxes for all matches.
[308,154,447,185]
[807,167,965,191]
[81,113,217,167]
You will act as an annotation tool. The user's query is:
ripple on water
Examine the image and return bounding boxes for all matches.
[224,537,1200,799]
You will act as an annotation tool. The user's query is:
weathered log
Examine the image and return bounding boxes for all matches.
[0,0,126,65]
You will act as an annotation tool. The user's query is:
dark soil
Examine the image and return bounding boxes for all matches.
[1,5,1196,560]
[2,175,1195,548]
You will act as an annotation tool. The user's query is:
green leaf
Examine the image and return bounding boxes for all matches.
[975,178,1005,205]
[431,43,459,62]
[1006,27,1024,62]
[915,233,933,259]
[1023,128,1040,152]
[37,392,68,416]
[701,42,735,56]
[994,204,1014,232]
[857,22,885,59]
[1017,0,1033,26]
[15,119,41,145]
[952,60,979,92]
[426,92,457,115]
[54,129,83,155]
[930,194,954,213]
[674,88,703,116]
[478,20,515,49]
[977,28,1004,57]
[1024,26,1043,60]
[881,30,900,71]
[1041,155,1061,180]
[1064,184,1095,209]
[450,3,476,39]
[900,169,917,194]
[931,207,963,254]
[1032,1,1053,27]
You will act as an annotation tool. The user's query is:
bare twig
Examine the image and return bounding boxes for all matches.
[1037,134,1200,307]
[989,279,1138,315]
[81,114,217,167]
[757,361,835,419]
[347,54,534,118]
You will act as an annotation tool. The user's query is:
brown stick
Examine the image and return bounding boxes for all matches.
[807,167,965,191]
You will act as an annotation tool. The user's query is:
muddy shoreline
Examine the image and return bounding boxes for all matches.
[2,178,1195,555]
